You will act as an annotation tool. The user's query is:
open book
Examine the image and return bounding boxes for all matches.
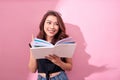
[30,37,76,59]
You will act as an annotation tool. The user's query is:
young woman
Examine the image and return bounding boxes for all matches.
[28,10,72,80]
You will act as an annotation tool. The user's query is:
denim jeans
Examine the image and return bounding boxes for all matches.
[37,71,68,80]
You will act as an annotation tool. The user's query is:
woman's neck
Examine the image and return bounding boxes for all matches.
[46,36,53,43]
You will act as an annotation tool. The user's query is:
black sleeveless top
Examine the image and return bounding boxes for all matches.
[37,58,66,80]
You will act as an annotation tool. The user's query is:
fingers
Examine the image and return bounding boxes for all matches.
[45,54,60,63]
[45,55,52,61]
[49,54,59,59]
[52,54,59,58]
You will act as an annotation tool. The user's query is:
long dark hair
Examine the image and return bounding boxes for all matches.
[37,10,68,44]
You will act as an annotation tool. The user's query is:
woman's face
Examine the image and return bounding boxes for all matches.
[44,15,59,39]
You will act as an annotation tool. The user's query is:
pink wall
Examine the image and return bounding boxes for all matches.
[0,0,59,80]
[0,0,120,80]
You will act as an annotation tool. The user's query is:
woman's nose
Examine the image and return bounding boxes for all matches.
[50,24,54,28]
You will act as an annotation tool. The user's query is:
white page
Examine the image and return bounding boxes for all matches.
[30,44,76,59]
[54,44,76,57]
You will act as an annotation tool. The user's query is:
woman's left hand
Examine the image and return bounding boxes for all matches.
[45,54,62,65]
[45,54,72,71]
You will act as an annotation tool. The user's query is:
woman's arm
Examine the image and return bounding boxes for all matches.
[57,58,72,71]
[28,51,37,73]
[45,54,72,71]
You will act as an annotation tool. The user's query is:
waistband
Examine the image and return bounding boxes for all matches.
[38,71,61,78]
[37,71,68,80]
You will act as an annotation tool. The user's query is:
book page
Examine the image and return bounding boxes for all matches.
[55,37,74,45]
[54,44,76,57]
[30,44,76,59]
[30,47,54,59]
[31,38,53,47]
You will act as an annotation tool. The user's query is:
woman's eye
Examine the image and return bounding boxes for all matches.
[47,22,51,24]
[55,23,59,25]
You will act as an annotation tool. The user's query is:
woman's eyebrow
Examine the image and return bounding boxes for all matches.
[46,20,51,22]
[46,20,58,23]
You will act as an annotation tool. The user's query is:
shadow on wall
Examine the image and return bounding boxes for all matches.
[65,23,108,80]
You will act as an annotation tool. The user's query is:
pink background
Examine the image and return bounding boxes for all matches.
[0,0,120,80]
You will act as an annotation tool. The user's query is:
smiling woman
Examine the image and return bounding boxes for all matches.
[28,10,73,80]
[44,15,59,41]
